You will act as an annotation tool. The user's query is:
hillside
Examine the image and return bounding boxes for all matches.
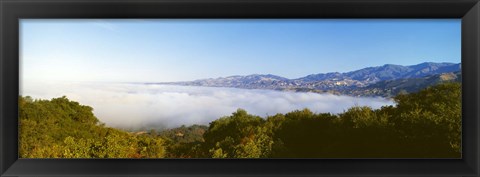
[164,83,462,158]
[19,96,166,158]
[163,74,293,90]
[343,71,461,97]
[19,82,461,158]
[155,62,461,97]
[159,124,208,144]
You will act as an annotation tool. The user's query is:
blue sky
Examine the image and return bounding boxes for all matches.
[20,19,461,82]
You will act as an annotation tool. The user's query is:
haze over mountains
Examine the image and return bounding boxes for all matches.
[154,62,461,97]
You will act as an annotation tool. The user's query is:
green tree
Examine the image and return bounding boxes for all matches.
[19,96,166,158]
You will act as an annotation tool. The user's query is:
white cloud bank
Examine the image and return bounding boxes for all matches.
[21,81,394,129]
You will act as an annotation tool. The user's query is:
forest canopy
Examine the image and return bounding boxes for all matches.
[19,82,461,158]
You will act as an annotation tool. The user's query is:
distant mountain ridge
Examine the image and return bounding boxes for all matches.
[296,62,460,84]
[343,71,461,97]
[154,62,461,97]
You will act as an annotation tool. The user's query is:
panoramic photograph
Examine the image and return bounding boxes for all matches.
[19,19,461,158]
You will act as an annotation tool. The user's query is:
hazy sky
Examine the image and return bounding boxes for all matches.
[20,19,461,82]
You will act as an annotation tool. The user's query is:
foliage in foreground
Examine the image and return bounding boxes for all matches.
[19,96,165,158]
[169,82,461,158]
[19,82,461,158]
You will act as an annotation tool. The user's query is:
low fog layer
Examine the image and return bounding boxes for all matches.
[21,81,394,129]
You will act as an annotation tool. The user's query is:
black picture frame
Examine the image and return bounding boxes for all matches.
[1,0,479,176]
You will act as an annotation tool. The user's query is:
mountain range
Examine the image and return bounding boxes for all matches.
[154,62,461,97]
